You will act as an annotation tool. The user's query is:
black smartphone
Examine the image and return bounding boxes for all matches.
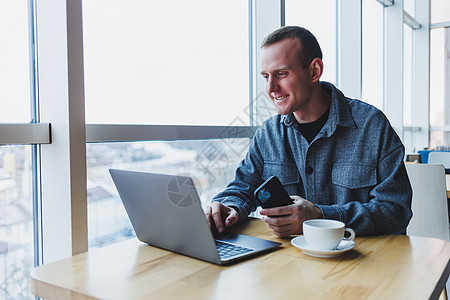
[254,176,294,208]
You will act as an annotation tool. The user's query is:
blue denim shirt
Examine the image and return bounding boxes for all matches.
[212,82,412,235]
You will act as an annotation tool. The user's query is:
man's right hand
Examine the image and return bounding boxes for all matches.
[204,202,239,233]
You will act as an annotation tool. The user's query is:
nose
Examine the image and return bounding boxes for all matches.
[266,77,279,95]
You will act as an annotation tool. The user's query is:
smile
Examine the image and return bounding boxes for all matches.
[275,95,288,101]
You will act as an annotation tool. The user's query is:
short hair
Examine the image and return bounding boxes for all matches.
[261,26,323,68]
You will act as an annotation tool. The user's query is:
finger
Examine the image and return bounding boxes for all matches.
[264,215,291,226]
[204,205,212,229]
[267,223,293,237]
[225,209,238,227]
[260,205,292,216]
[225,216,236,227]
[211,203,226,233]
[290,195,305,203]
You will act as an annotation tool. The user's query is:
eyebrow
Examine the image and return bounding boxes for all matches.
[260,66,290,75]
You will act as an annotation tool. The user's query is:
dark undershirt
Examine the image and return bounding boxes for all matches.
[296,107,330,144]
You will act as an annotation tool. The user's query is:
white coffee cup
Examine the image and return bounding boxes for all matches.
[303,219,355,251]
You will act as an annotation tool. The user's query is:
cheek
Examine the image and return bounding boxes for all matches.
[282,78,298,90]
[290,80,309,94]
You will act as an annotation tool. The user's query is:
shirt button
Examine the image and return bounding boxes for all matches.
[306,166,314,175]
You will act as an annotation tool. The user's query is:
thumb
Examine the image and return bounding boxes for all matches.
[225,212,237,227]
[290,195,304,204]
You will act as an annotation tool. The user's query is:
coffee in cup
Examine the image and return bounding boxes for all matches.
[303,219,355,251]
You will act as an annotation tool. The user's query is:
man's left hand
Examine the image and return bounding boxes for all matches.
[259,195,323,237]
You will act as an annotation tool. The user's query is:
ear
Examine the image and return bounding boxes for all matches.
[309,58,324,83]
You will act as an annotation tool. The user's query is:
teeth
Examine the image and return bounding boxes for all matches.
[275,95,288,100]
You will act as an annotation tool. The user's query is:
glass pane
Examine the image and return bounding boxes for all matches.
[0,1,31,122]
[431,0,450,24]
[403,24,413,153]
[403,0,415,18]
[430,131,444,150]
[403,24,412,127]
[82,0,249,126]
[285,0,336,84]
[87,139,249,248]
[362,0,383,110]
[430,28,450,148]
[430,28,448,127]
[0,145,34,299]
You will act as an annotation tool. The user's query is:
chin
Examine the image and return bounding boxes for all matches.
[275,107,292,116]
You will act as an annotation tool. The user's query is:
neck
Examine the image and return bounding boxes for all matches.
[293,83,331,124]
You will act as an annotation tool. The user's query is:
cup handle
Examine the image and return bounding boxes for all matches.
[344,228,355,241]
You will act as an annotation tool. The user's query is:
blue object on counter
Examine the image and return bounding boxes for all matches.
[418,150,450,164]
[418,150,432,164]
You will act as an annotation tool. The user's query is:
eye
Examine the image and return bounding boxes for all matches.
[261,74,269,80]
[277,71,288,78]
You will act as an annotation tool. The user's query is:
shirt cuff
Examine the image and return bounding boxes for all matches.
[317,204,344,222]
[212,200,248,224]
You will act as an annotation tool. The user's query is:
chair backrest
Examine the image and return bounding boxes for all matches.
[405,163,449,241]
[428,151,450,169]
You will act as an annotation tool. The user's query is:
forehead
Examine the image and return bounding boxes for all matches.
[260,38,302,73]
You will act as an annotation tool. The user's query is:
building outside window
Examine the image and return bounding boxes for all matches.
[0,0,35,298]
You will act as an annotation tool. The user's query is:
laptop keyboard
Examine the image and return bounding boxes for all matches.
[215,240,254,259]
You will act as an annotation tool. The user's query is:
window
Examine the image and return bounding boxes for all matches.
[431,0,450,24]
[403,24,414,152]
[285,0,336,84]
[362,0,384,110]
[0,0,31,122]
[82,1,254,248]
[0,146,34,299]
[429,0,450,149]
[429,27,450,148]
[403,0,415,18]
[87,139,248,248]
[0,0,36,298]
[82,0,249,126]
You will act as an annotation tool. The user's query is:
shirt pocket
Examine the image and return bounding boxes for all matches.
[262,162,300,185]
[332,163,377,189]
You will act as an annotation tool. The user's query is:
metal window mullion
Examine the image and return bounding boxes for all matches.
[430,126,450,132]
[376,0,394,7]
[411,0,430,150]
[403,10,421,30]
[37,0,87,263]
[0,123,50,144]
[383,0,404,136]
[254,0,282,126]
[430,21,450,29]
[403,126,421,132]
[336,0,362,99]
[280,0,285,27]
[86,124,259,143]
[27,0,45,270]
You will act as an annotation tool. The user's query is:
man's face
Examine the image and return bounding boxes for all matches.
[260,38,314,116]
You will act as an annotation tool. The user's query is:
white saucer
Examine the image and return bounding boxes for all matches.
[291,236,355,258]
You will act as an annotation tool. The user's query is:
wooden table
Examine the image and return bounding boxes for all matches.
[31,218,450,300]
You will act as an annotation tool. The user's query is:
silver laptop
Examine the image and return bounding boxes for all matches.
[109,169,281,265]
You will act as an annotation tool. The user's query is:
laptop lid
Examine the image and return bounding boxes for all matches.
[109,169,281,264]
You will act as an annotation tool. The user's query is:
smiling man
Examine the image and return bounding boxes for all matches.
[205,26,412,237]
